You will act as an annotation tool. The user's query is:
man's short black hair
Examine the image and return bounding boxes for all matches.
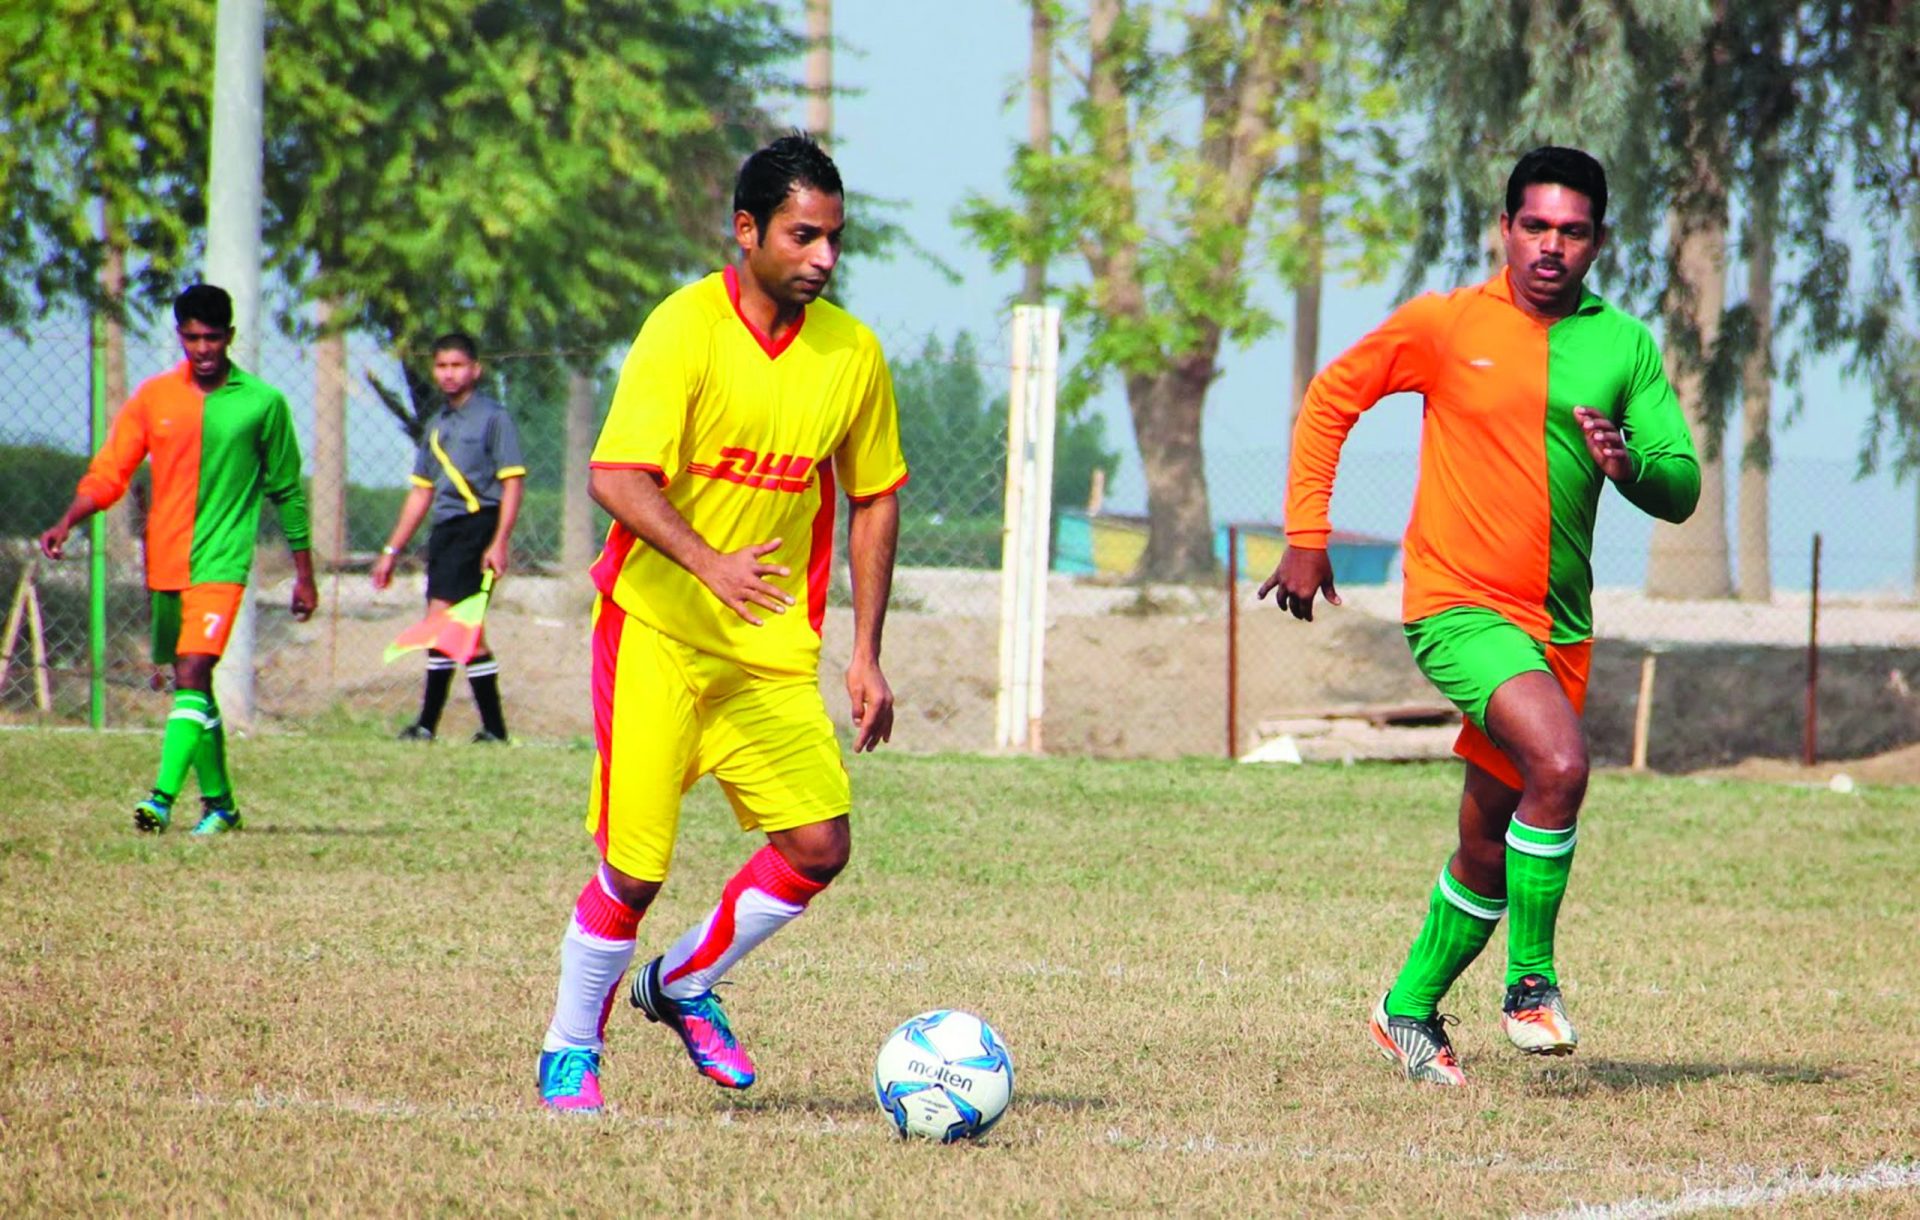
[733,132,844,239]
[174,284,233,330]
[1506,146,1608,228]
[432,332,480,360]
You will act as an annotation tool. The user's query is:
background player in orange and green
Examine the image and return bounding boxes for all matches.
[536,135,908,1112]
[38,284,317,835]
[1262,147,1699,1083]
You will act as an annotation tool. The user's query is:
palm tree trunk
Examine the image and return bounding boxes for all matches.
[1130,361,1216,580]
[1645,201,1732,599]
[1736,204,1773,602]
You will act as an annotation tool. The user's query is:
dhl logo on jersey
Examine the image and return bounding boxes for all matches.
[688,447,818,493]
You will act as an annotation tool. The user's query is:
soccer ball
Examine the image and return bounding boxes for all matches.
[873,1009,1014,1142]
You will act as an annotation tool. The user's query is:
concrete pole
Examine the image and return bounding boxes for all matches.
[205,0,266,731]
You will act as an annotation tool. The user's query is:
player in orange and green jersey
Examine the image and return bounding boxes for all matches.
[537,134,908,1113]
[1261,148,1700,1085]
[40,284,316,837]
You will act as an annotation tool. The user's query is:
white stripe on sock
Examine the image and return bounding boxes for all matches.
[1506,828,1578,858]
[1437,869,1507,921]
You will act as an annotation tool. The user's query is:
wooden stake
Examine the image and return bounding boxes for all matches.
[1630,651,1658,771]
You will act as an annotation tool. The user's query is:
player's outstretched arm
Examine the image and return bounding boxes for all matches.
[844,491,899,753]
[1258,544,1341,622]
[588,467,793,626]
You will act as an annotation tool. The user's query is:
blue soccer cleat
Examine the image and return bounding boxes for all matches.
[191,800,243,836]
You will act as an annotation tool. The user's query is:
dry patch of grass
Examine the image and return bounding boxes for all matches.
[2,733,1916,1217]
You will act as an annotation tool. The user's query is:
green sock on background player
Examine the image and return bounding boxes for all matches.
[153,688,214,800]
[1505,818,1577,985]
[1383,862,1507,1020]
[193,694,232,807]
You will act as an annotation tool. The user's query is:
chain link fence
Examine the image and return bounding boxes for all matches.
[4,313,1918,770]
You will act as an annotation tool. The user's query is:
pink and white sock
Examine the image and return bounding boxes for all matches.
[542,867,643,1052]
[659,845,828,1000]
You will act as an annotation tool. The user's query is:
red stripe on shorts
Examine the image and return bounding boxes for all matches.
[590,600,627,859]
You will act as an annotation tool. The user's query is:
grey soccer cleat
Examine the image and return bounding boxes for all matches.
[1369,993,1468,1085]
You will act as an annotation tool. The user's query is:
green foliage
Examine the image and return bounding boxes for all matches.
[0,443,88,539]
[1386,0,1696,299]
[892,331,1119,569]
[262,0,797,435]
[0,2,211,328]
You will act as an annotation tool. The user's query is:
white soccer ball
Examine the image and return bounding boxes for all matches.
[873,1009,1014,1142]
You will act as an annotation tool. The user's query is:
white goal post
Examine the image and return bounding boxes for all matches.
[995,305,1061,753]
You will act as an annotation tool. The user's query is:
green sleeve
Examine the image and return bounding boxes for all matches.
[1615,330,1700,523]
[260,391,312,550]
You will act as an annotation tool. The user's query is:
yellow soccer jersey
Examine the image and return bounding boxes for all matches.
[589,267,909,676]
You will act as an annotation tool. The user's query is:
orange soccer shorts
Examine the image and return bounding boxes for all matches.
[584,597,850,883]
[150,584,247,663]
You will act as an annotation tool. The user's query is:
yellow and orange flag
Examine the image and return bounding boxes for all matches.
[383,571,494,665]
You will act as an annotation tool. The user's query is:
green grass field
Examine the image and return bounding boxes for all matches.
[3,730,1917,1217]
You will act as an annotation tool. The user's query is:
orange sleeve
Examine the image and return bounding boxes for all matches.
[75,390,152,511]
[1283,294,1445,546]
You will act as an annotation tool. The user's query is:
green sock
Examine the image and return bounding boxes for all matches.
[192,696,232,806]
[1505,817,1578,986]
[153,689,213,801]
[1383,863,1507,1020]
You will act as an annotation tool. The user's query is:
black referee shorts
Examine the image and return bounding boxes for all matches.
[425,508,498,603]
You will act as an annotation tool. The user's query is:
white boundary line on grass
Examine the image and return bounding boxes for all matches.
[1526,1160,1920,1219]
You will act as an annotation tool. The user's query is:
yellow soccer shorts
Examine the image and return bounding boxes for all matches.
[585,596,850,882]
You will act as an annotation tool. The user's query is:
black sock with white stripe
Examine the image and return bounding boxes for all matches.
[419,649,455,733]
[467,652,507,739]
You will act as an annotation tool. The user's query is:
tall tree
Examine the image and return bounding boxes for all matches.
[1279,2,1404,432]
[0,3,212,561]
[964,1,1401,581]
[0,5,209,330]
[1836,2,1920,591]
[1392,1,1891,600]
[261,0,793,568]
[265,0,792,425]
[1644,0,1735,600]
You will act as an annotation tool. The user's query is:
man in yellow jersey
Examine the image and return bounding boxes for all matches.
[537,134,908,1111]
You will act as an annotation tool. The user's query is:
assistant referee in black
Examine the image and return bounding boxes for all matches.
[371,332,525,743]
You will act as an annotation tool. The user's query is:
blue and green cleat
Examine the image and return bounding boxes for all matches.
[629,956,756,1089]
[191,800,243,836]
[133,792,172,834]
